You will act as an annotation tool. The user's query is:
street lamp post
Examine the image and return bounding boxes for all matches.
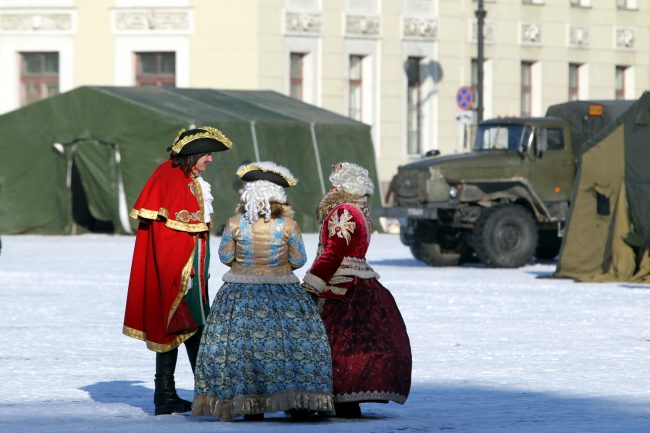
[475,0,486,123]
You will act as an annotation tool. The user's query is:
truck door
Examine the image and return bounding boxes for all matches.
[528,126,575,203]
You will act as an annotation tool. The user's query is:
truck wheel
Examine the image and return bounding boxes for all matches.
[410,241,464,266]
[473,204,537,268]
[535,230,562,260]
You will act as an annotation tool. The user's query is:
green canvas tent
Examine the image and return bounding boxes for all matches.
[555,91,650,282]
[0,86,379,234]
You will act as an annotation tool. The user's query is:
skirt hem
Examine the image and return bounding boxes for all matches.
[192,390,334,421]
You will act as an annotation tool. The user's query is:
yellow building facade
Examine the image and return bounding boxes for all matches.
[1,0,648,194]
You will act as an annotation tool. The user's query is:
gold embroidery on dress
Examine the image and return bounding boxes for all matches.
[328,208,356,244]
[326,285,348,295]
[329,275,353,285]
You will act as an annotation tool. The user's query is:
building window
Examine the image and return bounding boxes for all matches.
[521,61,533,116]
[617,0,637,9]
[522,0,544,4]
[615,65,627,100]
[406,56,422,155]
[570,0,591,7]
[568,63,581,101]
[135,52,175,86]
[20,52,59,106]
[290,52,305,100]
[349,55,363,121]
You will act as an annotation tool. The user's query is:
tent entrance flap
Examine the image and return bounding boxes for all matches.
[67,139,130,234]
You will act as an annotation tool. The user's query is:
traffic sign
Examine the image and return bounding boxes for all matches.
[456,86,474,111]
[456,112,473,124]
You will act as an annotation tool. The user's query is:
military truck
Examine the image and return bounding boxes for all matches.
[380,100,633,267]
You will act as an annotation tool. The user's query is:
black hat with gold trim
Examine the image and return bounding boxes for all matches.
[171,126,233,155]
[236,161,297,188]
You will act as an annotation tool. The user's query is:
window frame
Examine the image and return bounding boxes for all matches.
[520,61,533,116]
[569,0,591,7]
[348,54,363,121]
[615,65,627,100]
[289,52,305,100]
[134,52,176,87]
[568,63,581,101]
[616,0,637,10]
[406,56,423,156]
[19,52,60,106]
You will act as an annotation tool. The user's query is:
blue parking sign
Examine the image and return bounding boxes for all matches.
[456,86,474,111]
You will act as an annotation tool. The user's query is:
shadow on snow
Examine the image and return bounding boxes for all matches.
[78,381,650,432]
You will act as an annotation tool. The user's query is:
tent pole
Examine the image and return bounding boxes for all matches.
[67,143,78,235]
[249,121,261,162]
[114,144,132,234]
[310,122,326,195]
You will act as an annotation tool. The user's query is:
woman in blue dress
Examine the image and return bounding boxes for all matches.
[192,161,333,421]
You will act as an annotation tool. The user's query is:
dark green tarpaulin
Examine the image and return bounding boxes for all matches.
[0,86,379,234]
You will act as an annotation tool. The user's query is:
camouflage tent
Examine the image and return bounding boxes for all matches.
[0,86,379,234]
[555,91,650,282]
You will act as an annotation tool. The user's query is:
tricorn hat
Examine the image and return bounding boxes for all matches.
[236,161,297,188]
[171,126,232,155]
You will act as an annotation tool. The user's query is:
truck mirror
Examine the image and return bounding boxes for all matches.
[517,127,534,159]
[537,128,548,158]
[517,144,526,159]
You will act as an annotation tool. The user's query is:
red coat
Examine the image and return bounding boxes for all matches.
[303,198,378,299]
[123,160,208,352]
[303,191,412,404]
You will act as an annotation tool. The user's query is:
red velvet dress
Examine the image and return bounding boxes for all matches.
[303,192,412,404]
[123,160,211,352]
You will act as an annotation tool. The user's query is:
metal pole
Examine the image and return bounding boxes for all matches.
[475,0,486,123]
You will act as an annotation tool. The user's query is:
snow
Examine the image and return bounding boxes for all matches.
[1,233,650,433]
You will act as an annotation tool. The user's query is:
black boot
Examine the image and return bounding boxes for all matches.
[154,348,193,415]
[184,328,202,375]
[334,402,362,418]
[288,409,315,421]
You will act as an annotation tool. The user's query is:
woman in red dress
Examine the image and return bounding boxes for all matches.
[302,162,412,418]
[123,126,232,415]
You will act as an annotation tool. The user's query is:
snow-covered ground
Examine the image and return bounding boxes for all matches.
[1,233,650,433]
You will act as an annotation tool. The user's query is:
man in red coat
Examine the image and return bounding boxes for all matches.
[123,126,232,415]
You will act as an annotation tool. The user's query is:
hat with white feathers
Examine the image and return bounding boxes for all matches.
[235,161,297,223]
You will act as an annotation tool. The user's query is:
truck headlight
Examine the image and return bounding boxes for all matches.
[449,186,459,199]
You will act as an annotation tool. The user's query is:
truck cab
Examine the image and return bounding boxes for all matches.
[382,100,633,267]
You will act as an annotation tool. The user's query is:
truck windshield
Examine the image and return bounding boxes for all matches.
[474,125,533,152]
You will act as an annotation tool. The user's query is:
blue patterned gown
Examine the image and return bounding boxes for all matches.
[192,212,333,421]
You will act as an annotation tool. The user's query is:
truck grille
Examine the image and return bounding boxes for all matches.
[396,169,427,206]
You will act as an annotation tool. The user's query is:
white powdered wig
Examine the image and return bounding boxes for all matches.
[241,180,287,223]
[329,162,374,196]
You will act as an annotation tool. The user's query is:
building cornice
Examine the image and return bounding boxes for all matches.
[567,25,590,49]
[402,16,437,41]
[284,11,322,36]
[110,7,193,35]
[0,8,75,34]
